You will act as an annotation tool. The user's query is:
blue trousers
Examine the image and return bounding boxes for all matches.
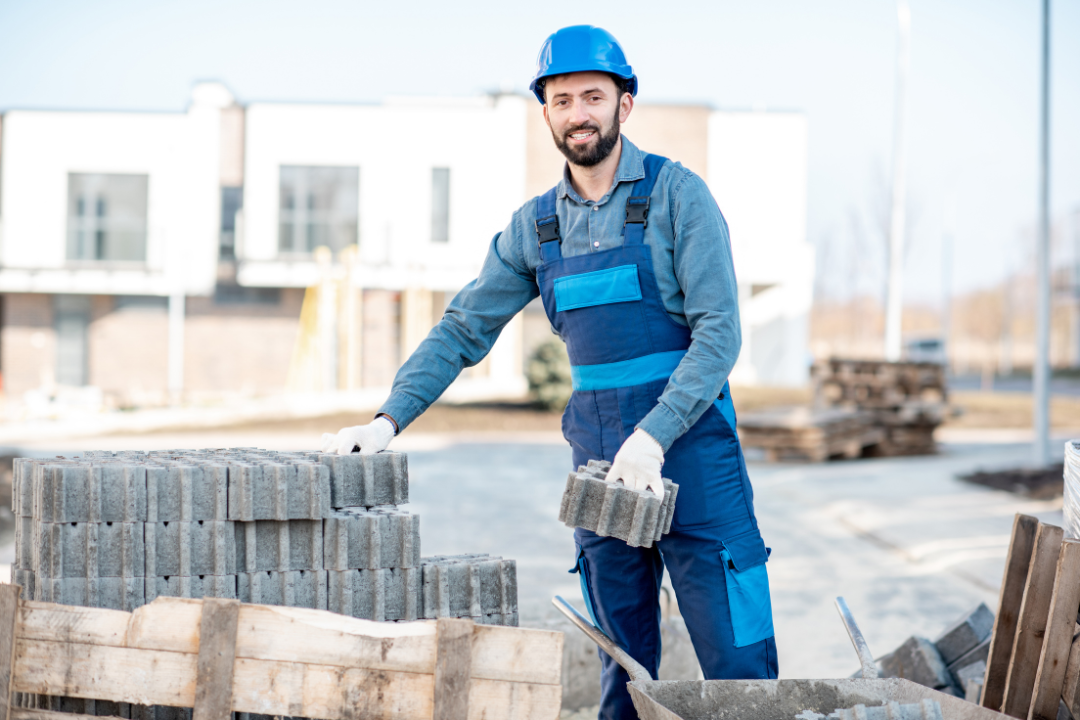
[574,524,779,720]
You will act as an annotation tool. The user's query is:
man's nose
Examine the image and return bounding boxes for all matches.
[570,100,590,125]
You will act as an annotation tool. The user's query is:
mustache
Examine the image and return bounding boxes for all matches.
[563,122,601,139]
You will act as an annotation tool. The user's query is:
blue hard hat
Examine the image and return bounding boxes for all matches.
[529,25,637,104]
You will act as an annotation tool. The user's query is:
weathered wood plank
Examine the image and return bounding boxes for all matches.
[0,585,21,720]
[434,618,473,720]
[1061,623,1080,720]
[12,638,560,720]
[193,598,239,720]
[11,710,125,720]
[1030,540,1080,720]
[1002,522,1064,718]
[984,513,1041,710]
[23,597,561,687]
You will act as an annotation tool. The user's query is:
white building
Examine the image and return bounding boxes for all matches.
[0,83,812,411]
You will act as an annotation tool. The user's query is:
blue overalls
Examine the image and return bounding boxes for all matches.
[535,154,778,719]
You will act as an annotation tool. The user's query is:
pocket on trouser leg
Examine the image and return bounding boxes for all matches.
[569,546,602,628]
[720,531,775,648]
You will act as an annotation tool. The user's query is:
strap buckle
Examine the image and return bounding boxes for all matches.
[624,196,650,227]
[535,215,560,245]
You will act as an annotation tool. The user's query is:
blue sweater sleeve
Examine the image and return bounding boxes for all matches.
[378,223,539,430]
[636,171,742,450]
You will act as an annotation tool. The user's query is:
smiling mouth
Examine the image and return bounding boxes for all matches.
[568,130,596,144]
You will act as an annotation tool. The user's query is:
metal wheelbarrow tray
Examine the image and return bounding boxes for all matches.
[553,596,1012,720]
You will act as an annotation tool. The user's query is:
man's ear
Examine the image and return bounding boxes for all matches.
[543,103,550,129]
[619,92,634,124]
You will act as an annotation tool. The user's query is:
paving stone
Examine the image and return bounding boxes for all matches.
[238,570,327,609]
[559,461,678,548]
[227,463,330,521]
[420,554,518,625]
[235,519,323,572]
[13,458,34,518]
[146,464,228,521]
[14,516,32,569]
[326,567,417,621]
[34,463,92,522]
[933,602,994,665]
[33,521,146,579]
[145,520,236,576]
[37,576,144,610]
[315,452,408,508]
[947,636,991,685]
[880,636,955,691]
[955,660,986,704]
[14,568,35,600]
[322,506,420,570]
[146,574,237,602]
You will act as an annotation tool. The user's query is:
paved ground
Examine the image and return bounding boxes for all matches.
[7,429,1071,680]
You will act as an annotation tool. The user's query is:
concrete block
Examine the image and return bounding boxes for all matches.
[228,463,329,521]
[14,568,35,600]
[955,660,986,704]
[323,507,419,570]
[316,451,408,508]
[37,576,144,611]
[933,602,994,665]
[13,458,33,517]
[145,520,236,576]
[146,574,237,602]
[326,567,417,621]
[15,516,32,569]
[947,636,990,685]
[235,520,323,572]
[559,462,678,548]
[35,521,146,579]
[146,464,228,521]
[96,464,149,522]
[238,570,327,609]
[35,463,92,522]
[420,554,518,625]
[880,636,954,691]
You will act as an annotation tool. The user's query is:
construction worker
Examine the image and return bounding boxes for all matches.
[322,24,778,718]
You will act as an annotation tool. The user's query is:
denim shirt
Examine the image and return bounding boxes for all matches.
[378,136,741,452]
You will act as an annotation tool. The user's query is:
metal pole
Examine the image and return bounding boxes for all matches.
[884,0,911,361]
[1033,0,1051,467]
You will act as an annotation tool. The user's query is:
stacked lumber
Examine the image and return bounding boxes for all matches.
[0,590,563,720]
[815,359,948,457]
[738,406,884,463]
[979,514,1080,720]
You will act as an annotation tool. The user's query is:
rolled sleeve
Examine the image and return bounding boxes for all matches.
[378,223,538,430]
[636,171,741,451]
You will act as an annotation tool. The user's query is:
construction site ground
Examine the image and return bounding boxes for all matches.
[0,387,1073,680]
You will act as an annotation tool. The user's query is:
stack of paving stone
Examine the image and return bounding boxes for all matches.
[12,447,519,719]
[559,459,678,548]
[870,602,994,701]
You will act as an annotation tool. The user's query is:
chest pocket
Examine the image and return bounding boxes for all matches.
[553,264,642,312]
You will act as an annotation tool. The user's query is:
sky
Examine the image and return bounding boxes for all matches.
[0,0,1077,303]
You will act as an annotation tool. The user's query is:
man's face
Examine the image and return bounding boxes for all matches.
[543,71,632,167]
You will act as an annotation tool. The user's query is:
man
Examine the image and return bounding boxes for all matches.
[322,24,778,719]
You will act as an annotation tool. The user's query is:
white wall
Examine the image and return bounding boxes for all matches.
[239,94,528,292]
[708,110,814,386]
[0,84,226,296]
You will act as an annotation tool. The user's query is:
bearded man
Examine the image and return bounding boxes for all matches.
[322,25,778,719]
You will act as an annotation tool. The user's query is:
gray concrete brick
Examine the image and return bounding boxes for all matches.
[37,576,144,611]
[933,602,994,665]
[323,507,419,570]
[146,574,237,602]
[235,520,323,572]
[559,463,678,548]
[34,521,145,580]
[228,463,329,521]
[95,464,149,522]
[326,567,417,621]
[15,516,32,569]
[880,636,954,691]
[947,636,990,685]
[13,458,33,517]
[316,451,408,508]
[34,463,92,522]
[14,569,35,600]
[238,570,327,609]
[419,555,518,625]
[145,520,236,576]
[146,464,227,521]
[955,660,986,704]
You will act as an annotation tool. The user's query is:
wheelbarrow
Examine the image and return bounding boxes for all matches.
[552,595,1012,720]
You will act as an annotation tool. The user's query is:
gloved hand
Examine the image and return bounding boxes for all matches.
[608,429,665,501]
[320,417,396,455]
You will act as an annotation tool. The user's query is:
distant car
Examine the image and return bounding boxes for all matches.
[904,337,947,365]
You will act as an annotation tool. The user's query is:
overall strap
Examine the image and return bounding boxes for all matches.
[622,154,668,246]
[535,186,562,263]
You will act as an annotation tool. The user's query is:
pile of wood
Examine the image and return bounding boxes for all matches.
[0,590,563,720]
[815,359,948,457]
[737,407,884,463]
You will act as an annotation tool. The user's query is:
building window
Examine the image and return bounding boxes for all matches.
[55,295,90,387]
[220,186,243,261]
[431,167,450,244]
[66,174,148,262]
[278,166,358,255]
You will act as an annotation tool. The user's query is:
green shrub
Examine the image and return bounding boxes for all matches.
[526,339,572,411]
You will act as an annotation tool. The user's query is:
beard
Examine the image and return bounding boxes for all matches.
[551,106,621,168]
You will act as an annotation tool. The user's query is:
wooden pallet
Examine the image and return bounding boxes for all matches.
[981,514,1080,720]
[738,407,885,462]
[0,588,563,720]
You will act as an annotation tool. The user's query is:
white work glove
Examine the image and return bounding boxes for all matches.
[320,417,396,455]
[608,429,665,501]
